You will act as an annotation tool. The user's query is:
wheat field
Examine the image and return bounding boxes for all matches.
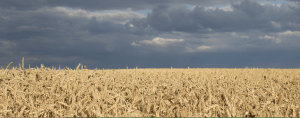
[0,60,300,117]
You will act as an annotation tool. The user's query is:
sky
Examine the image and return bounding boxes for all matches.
[0,0,300,69]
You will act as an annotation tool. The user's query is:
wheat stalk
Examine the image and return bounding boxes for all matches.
[22,57,24,69]
[6,62,13,70]
[76,63,81,70]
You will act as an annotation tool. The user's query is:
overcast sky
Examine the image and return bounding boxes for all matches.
[0,0,300,69]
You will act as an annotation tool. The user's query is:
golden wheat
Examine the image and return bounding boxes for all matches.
[76,63,81,70]
[22,57,24,69]
[0,60,299,117]
[6,62,13,70]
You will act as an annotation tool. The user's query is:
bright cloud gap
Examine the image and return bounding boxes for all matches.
[131,37,185,47]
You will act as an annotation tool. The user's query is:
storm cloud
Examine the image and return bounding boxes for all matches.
[131,0,300,33]
[0,0,299,69]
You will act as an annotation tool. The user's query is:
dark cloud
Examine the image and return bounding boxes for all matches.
[130,0,300,33]
[143,5,200,32]
[286,0,300,3]
[81,17,128,34]
[0,0,262,11]
[0,0,299,69]
[231,0,265,17]
[80,16,158,36]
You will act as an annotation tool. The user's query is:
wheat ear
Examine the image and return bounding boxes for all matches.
[76,63,81,70]
[22,57,24,69]
[6,62,13,70]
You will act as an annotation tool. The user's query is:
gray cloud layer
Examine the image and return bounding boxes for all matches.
[130,1,300,33]
[0,0,263,11]
[0,0,299,69]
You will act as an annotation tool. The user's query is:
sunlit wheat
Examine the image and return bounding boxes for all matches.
[0,59,299,117]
